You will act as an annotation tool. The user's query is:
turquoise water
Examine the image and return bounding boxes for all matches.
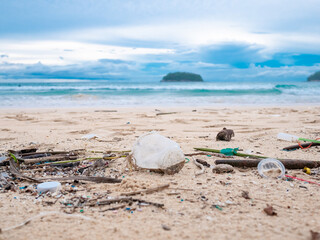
[0,80,319,107]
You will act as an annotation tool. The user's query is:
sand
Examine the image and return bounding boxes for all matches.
[0,106,320,240]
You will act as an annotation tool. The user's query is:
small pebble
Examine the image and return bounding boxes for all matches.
[162,224,171,231]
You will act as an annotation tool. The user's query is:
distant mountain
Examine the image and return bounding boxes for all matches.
[308,71,320,81]
[161,72,203,82]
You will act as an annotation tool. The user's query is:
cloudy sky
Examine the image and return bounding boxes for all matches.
[1,0,320,81]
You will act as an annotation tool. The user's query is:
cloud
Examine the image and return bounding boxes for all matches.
[0,60,142,80]
[0,40,174,65]
[1,1,320,81]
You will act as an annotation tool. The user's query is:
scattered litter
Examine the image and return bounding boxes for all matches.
[37,181,61,194]
[215,159,320,169]
[212,205,223,211]
[257,158,285,179]
[216,128,234,141]
[195,147,268,159]
[244,149,254,154]
[129,132,185,174]
[283,142,320,151]
[263,205,277,216]
[225,200,234,205]
[220,148,239,156]
[277,132,320,144]
[0,156,7,163]
[0,172,9,179]
[81,134,99,140]
[285,175,320,186]
[303,167,311,175]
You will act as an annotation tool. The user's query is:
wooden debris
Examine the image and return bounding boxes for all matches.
[23,154,78,164]
[283,142,320,151]
[185,152,211,157]
[132,198,165,208]
[263,205,277,216]
[42,176,122,184]
[215,159,320,169]
[156,112,177,116]
[212,164,234,173]
[196,159,210,167]
[241,191,250,199]
[96,197,133,206]
[9,158,41,183]
[120,184,170,196]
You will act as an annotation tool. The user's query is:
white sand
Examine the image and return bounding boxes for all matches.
[0,106,320,240]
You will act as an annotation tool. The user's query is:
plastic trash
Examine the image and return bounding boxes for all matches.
[257,158,285,179]
[220,148,238,156]
[130,132,185,174]
[0,156,6,163]
[81,134,99,140]
[277,133,299,142]
[37,181,61,193]
[277,132,320,144]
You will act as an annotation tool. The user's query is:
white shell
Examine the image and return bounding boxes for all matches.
[131,132,185,172]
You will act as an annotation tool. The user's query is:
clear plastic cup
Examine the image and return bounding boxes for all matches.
[257,158,285,179]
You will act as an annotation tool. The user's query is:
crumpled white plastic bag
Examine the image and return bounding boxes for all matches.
[130,132,185,174]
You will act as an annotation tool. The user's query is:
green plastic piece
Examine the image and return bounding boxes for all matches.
[298,138,320,144]
[9,153,18,163]
[220,148,239,156]
[194,147,268,159]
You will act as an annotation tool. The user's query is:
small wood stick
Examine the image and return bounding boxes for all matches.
[99,204,127,212]
[132,198,165,208]
[95,197,133,206]
[120,184,170,196]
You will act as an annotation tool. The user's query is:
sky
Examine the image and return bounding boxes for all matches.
[1,0,320,81]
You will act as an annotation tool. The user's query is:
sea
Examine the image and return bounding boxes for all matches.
[0,79,319,108]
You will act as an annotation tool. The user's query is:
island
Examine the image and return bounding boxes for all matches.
[307,71,320,82]
[161,72,203,82]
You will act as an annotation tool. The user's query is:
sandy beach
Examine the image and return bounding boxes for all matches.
[0,106,320,240]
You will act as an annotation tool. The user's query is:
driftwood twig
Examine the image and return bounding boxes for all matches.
[283,142,320,151]
[41,176,122,183]
[120,184,170,196]
[215,159,320,169]
[9,158,41,183]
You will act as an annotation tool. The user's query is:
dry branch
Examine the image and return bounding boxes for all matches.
[120,184,170,196]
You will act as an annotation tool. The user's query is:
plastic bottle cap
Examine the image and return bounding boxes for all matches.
[257,158,285,179]
[37,181,61,193]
